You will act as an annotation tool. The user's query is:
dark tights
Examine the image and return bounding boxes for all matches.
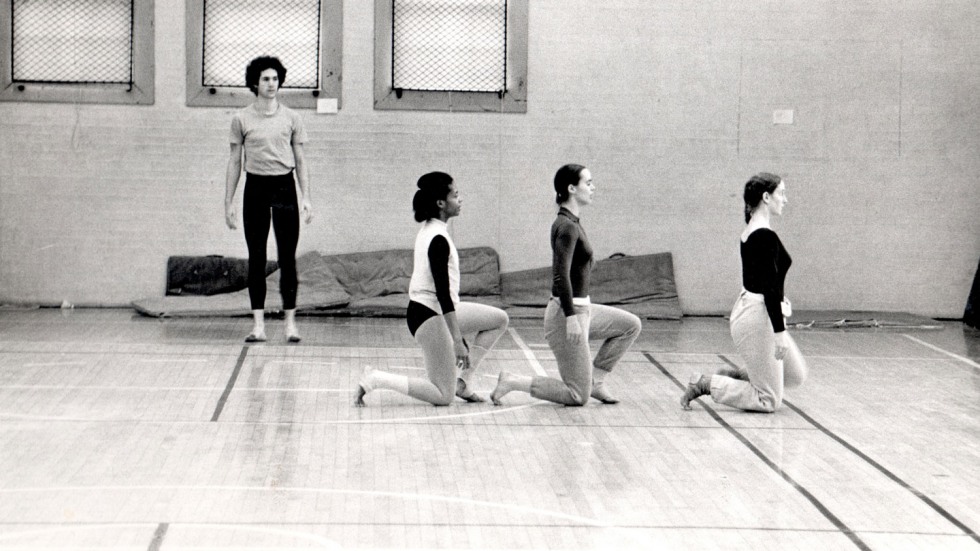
[243,172,299,310]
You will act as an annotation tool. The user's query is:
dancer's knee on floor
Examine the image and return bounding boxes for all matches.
[432,393,454,407]
[760,394,782,412]
[567,387,590,406]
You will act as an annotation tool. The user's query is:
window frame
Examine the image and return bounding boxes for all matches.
[374,0,527,113]
[185,0,343,109]
[0,0,154,105]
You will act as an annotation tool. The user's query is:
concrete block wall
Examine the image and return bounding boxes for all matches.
[0,1,977,317]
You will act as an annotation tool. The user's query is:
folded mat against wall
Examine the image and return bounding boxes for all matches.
[132,248,502,318]
[298,247,503,317]
[133,252,351,317]
[313,247,500,299]
[165,255,277,296]
[133,249,680,319]
[500,252,682,320]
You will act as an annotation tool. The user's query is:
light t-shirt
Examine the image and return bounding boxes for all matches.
[230,103,308,176]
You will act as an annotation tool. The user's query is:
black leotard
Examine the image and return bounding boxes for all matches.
[741,228,792,332]
[551,208,594,317]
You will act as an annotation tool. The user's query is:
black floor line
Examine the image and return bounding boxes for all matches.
[147,523,168,551]
[716,353,979,545]
[643,351,871,551]
[211,347,249,422]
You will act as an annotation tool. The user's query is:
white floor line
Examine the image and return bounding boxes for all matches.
[22,361,87,367]
[803,355,967,361]
[0,385,376,394]
[264,360,338,367]
[0,385,351,393]
[0,523,344,548]
[0,403,542,424]
[506,328,547,376]
[0,484,615,530]
[644,351,968,362]
[903,334,980,371]
[376,365,425,371]
[138,358,209,363]
[0,524,158,543]
[0,385,221,392]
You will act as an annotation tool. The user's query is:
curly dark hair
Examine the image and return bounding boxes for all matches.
[743,172,782,223]
[412,172,454,222]
[245,56,287,96]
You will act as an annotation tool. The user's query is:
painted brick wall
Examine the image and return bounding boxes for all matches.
[1,1,977,317]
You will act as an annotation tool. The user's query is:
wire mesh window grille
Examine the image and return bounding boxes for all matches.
[202,0,321,90]
[11,0,134,84]
[392,0,507,93]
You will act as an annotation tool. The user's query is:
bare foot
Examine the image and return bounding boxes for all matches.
[456,378,486,403]
[680,373,711,410]
[590,381,619,404]
[244,331,267,343]
[353,366,373,407]
[490,371,513,405]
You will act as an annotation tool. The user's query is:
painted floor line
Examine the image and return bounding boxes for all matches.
[0,484,615,529]
[902,334,980,372]
[0,403,542,425]
[646,352,965,362]
[138,358,209,364]
[507,328,547,376]
[0,523,342,549]
[7,349,959,363]
[22,361,87,367]
[264,360,338,367]
[0,386,353,393]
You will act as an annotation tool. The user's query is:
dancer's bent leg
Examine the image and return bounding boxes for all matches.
[782,332,807,389]
[588,304,641,372]
[712,294,783,412]
[587,304,641,403]
[455,302,509,399]
[407,316,458,405]
[456,302,509,369]
[530,300,592,406]
[355,315,456,406]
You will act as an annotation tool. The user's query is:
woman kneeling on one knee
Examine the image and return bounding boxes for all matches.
[354,172,509,407]
[681,172,808,412]
[492,164,641,406]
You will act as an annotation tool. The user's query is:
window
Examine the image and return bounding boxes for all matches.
[375,0,527,112]
[0,0,154,105]
[186,0,343,109]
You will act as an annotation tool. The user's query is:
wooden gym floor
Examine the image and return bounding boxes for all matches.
[0,308,977,550]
